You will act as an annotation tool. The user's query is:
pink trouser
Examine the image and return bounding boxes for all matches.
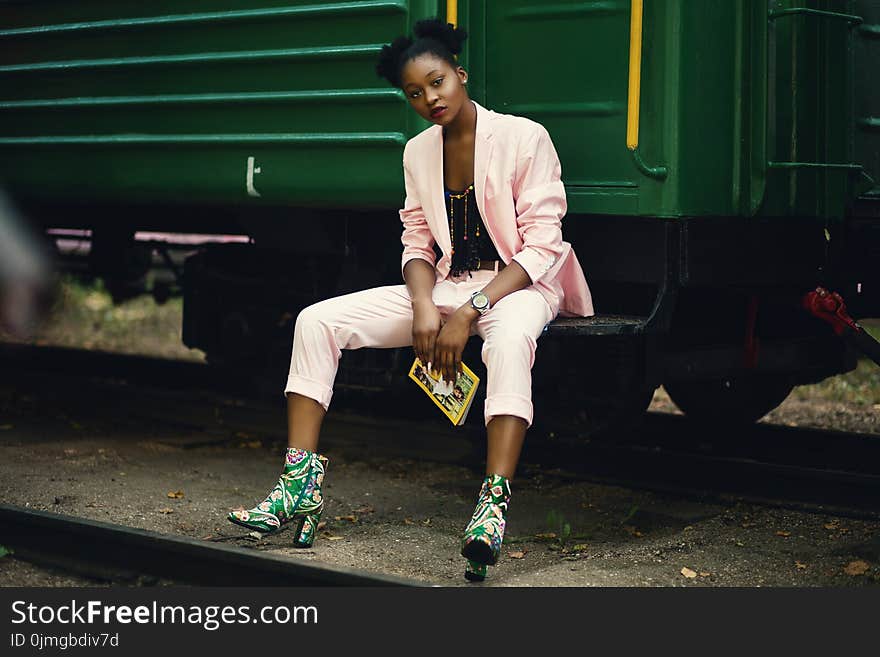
[284,268,555,427]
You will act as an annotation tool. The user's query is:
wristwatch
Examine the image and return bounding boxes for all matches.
[470,290,491,315]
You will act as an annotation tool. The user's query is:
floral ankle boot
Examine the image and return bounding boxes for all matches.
[228,447,328,547]
[460,474,511,581]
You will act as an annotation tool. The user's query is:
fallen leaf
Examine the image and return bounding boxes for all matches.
[334,515,357,523]
[0,424,13,430]
[571,543,589,552]
[699,572,710,577]
[795,561,808,570]
[844,560,870,576]
[320,531,344,541]
[246,532,262,541]
[241,441,261,449]
[680,567,697,579]
[167,490,184,499]
[422,518,432,526]
[317,521,327,531]
[776,531,791,537]
[535,532,557,540]
[403,517,414,525]
[354,504,375,514]
[158,508,174,514]
[63,448,78,456]
[824,521,839,530]
[741,522,756,528]
[509,551,526,559]
[623,525,643,537]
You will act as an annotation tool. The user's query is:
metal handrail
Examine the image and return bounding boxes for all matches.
[626,0,667,180]
[768,8,863,25]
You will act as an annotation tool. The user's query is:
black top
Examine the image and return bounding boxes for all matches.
[444,184,500,277]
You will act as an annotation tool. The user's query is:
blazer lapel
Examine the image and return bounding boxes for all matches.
[426,101,495,260]
[472,101,497,255]
[427,126,451,257]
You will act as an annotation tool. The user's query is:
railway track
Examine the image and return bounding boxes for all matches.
[2,343,880,523]
[0,504,423,586]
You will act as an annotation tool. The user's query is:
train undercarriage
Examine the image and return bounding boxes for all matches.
[33,199,880,438]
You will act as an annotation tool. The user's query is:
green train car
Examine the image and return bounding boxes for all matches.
[1,0,878,430]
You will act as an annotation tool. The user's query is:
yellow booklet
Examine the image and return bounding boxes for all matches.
[408,358,480,426]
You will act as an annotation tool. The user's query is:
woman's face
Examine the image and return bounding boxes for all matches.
[400,54,468,126]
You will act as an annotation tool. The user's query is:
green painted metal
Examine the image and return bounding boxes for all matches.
[0,0,436,206]
[854,0,880,199]
[0,1,408,36]
[762,0,866,219]
[478,0,640,215]
[0,0,874,219]
[630,148,668,181]
[768,7,864,22]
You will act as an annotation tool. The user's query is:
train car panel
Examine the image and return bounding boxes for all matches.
[854,0,880,204]
[481,0,641,216]
[0,0,439,206]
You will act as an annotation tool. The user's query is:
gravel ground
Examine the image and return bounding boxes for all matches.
[0,377,878,588]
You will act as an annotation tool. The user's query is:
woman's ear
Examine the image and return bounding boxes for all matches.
[456,65,468,85]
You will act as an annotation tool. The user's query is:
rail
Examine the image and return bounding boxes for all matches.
[0,504,424,586]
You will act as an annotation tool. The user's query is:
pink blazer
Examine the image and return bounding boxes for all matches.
[399,100,593,318]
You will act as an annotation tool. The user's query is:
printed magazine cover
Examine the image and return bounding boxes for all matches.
[408,358,480,426]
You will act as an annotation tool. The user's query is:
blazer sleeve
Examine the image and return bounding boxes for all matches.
[399,143,437,277]
[510,123,567,284]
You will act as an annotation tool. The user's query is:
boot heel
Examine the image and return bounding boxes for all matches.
[292,511,321,548]
[464,560,487,582]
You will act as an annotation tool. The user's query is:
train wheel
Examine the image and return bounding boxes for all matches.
[664,374,794,425]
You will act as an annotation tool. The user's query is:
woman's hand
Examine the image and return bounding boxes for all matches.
[435,306,478,383]
[411,297,442,368]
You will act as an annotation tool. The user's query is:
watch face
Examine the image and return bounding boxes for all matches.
[472,292,489,310]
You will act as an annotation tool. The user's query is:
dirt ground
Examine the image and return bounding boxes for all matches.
[0,372,878,588]
[0,279,878,587]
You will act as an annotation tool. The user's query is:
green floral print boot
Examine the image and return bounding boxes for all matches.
[227,447,328,548]
[461,474,511,580]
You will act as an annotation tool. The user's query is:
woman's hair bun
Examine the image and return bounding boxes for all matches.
[375,35,413,86]
[375,17,468,87]
[413,18,468,55]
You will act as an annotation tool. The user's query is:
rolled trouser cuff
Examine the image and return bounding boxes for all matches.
[284,374,333,411]
[484,393,534,428]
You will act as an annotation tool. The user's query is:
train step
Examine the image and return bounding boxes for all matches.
[544,314,647,337]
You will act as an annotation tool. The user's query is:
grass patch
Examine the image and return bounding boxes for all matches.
[790,359,879,406]
[4,275,204,362]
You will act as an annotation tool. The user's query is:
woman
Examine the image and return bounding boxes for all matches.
[227,19,593,582]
